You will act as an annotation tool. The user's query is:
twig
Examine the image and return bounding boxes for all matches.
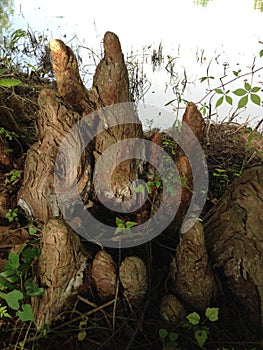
[77,295,112,330]
[255,117,263,131]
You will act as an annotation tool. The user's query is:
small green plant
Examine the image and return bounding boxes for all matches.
[28,224,38,235]
[184,307,219,348]
[0,127,18,141]
[134,183,146,195]
[212,168,229,181]
[77,319,88,341]
[0,244,43,322]
[146,180,161,194]
[159,307,219,349]
[163,171,179,196]
[114,217,138,236]
[5,208,18,222]
[214,88,233,108]
[0,67,22,87]
[7,169,22,183]
[0,303,11,318]
[232,82,261,109]
[159,327,179,348]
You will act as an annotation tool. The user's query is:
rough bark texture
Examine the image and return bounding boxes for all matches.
[204,166,263,330]
[18,32,146,327]
[91,250,117,300]
[170,221,216,310]
[17,89,88,222]
[32,218,91,328]
[154,102,205,245]
[119,256,148,307]
[160,294,186,324]
[49,39,95,115]
[92,32,144,211]
[18,31,144,221]
[0,135,11,169]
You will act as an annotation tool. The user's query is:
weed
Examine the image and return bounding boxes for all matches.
[7,169,22,183]
[5,208,18,222]
[0,242,43,322]
[159,307,219,349]
[114,217,138,236]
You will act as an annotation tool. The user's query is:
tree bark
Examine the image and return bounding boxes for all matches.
[204,166,263,332]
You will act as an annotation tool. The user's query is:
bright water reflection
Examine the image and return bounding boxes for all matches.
[3,0,263,129]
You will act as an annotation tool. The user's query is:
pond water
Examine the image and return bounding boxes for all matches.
[4,0,263,129]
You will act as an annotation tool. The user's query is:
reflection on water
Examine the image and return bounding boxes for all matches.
[1,0,263,129]
[194,0,212,6]
[0,0,14,40]
[254,0,263,11]
[195,0,263,11]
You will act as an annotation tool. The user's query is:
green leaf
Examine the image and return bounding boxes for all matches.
[215,88,224,94]
[201,107,207,116]
[194,329,208,348]
[24,278,44,297]
[115,217,124,226]
[199,77,208,83]
[215,96,224,108]
[169,332,179,342]
[11,29,27,41]
[78,331,87,341]
[238,95,248,108]
[155,180,161,188]
[159,328,168,339]
[134,184,145,194]
[200,76,214,83]
[164,98,177,106]
[4,149,13,154]
[0,268,19,287]
[250,94,261,106]
[186,312,200,325]
[0,290,23,310]
[6,252,20,270]
[205,307,219,322]
[79,320,87,328]
[0,78,22,87]
[21,247,39,265]
[0,274,17,290]
[233,88,247,96]
[260,49,263,57]
[214,168,226,174]
[28,226,37,235]
[251,86,261,93]
[225,95,233,105]
[233,69,241,76]
[0,305,11,318]
[125,221,137,229]
[16,304,34,321]
[244,82,251,91]
[146,181,155,194]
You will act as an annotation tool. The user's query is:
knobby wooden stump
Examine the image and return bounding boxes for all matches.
[17,31,210,328]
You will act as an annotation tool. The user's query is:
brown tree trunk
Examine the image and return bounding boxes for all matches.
[18,32,146,327]
[18,31,144,222]
[204,166,263,332]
